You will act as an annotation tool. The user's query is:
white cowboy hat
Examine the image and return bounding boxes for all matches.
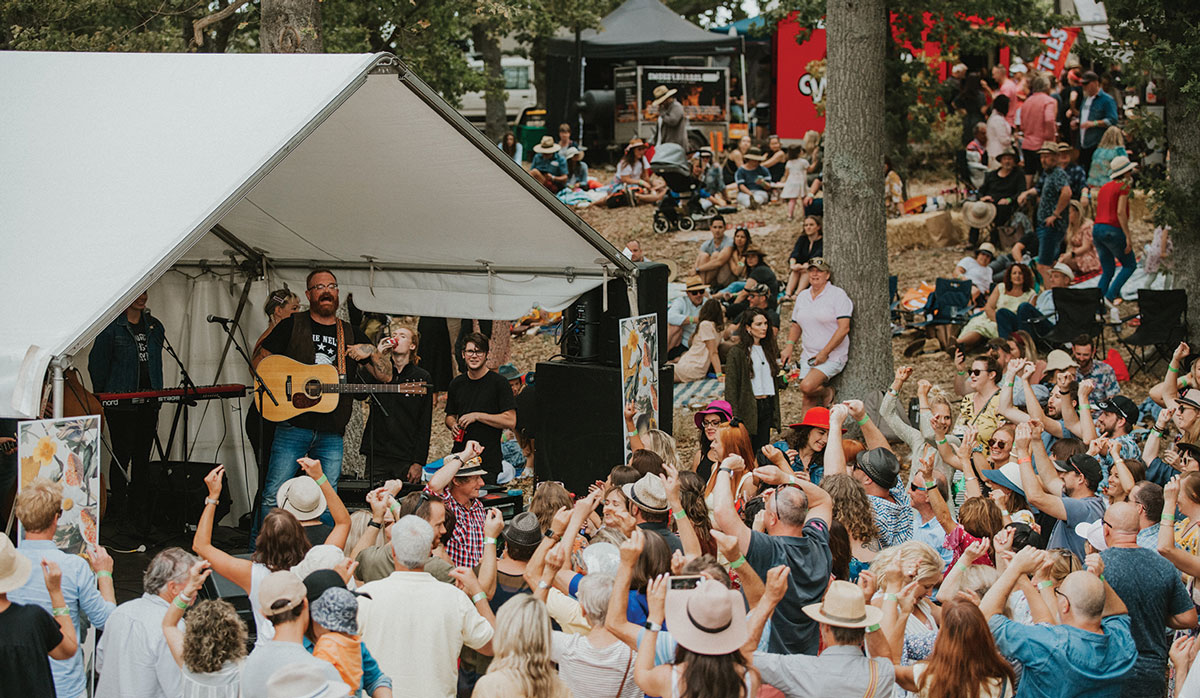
[651,85,678,106]
[963,201,997,229]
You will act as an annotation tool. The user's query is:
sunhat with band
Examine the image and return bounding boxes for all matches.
[533,135,561,154]
[683,275,708,292]
[803,580,883,629]
[963,201,998,229]
[1109,155,1137,180]
[1044,349,1079,373]
[664,578,749,655]
[694,399,733,429]
[651,85,678,106]
[976,242,998,259]
[0,534,32,594]
[622,473,670,514]
[981,461,1026,497]
[277,476,327,522]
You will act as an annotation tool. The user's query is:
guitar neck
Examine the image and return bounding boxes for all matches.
[320,383,424,394]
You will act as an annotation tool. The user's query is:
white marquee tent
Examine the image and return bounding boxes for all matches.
[1,51,635,516]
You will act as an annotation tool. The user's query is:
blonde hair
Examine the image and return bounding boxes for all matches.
[14,478,62,533]
[344,510,374,556]
[873,541,945,589]
[927,385,954,413]
[383,319,420,362]
[1048,548,1082,582]
[640,429,681,470]
[489,595,561,696]
[1098,126,1125,150]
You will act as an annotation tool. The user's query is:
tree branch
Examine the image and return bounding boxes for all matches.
[191,0,252,48]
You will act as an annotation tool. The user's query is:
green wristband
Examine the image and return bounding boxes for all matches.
[673,509,687,522]
[483,537,498,546]
[856,415,869,426]
[314,474,328,487]
[1169,365,1181,374]
[628,429,638,437]
[52,607,70,617]
[730,555,747,570]
[937,438,947,445]
[1037,580,1054,590]
[866,623,881,632]
[1163,514,1176,523]
[96,570,112,579]
[173,596,190,610]
[883,593,899,602]
[471,591,487,604]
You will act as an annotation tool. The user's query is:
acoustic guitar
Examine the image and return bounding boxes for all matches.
[256,355,428,423]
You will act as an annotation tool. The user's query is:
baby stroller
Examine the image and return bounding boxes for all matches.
[650,143,708,234]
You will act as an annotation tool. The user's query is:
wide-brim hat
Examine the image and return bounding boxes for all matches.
[683,275,708,292]
[504,511,544,548]
[981,461,1025,497]
[1075,520,1108,552]
[1037,142,1061,155]
[1109,155,1137,179]
[664,579,749,655]
[1177,388,1200,411]
[745,147,766,161]
[1176,440,1200,457]
[622,473,669,514]
[788,406,842,432]
[744,247,767,259]
[533,135,561,154]
[277,476,327,522]
[855,447,900,490]
[562,146,584,160]
[497,363,521,381]
[802,580,883,629]
[694,399,732,428]
[996,147,1019,161]
[963,201,997,229]
[1050,262,1075,279]
[453,456,488,477]
[652,85,679,106]
[625,137,648,151]
[0,534,32,594]
[1044,349,1079,372]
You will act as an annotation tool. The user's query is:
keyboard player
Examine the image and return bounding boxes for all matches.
[88,291,163,529]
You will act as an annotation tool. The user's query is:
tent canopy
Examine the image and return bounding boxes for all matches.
[0,51,634,418]
[547,0,742,58]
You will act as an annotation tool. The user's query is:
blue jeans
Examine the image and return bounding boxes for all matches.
[251,423,343,544]
[1035,223,1066,267]
[996,303,1051,339]
[1093,222,1137,301]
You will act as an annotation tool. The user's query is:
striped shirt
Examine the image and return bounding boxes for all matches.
[551,631,641,698]
[428,486,486,568]
[870,483,914,548]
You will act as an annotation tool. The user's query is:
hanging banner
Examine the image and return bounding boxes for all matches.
[620,313,659,461]
[18,416,102,554]
[1033,27,1080,77]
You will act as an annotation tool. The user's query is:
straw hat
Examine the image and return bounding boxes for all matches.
[963,201,997,228]
[996,147,1019,161]
[0,534,32,594]
[745,146,766,161]
[625,137,648,152]
[1044,349,1079,372]
[533,135,561,154]
[1177,388,1200,411]
[277,476,327,522]
[622,473,669,514]
[651,85,678,106]
[803,580,883,629]
[1109,155,1137,180]
[683,275,708,292]
[1037,142,1061,155]
[664,579,749,655]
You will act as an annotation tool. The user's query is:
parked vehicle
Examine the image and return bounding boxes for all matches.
[459,56,538,124]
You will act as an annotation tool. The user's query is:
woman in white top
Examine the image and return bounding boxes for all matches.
[723,308,780,451]
[892,598,1015,698]
[871,541,945,689]
[541,570,641,698]
[985,95,1012,171]
[161,560,247,698]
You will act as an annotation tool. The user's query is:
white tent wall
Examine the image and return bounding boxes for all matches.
[73,271,276,523]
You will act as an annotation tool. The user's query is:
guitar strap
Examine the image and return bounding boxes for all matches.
[336,318,347,382]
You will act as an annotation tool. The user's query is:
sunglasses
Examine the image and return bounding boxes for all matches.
[536,480,565,491]
[990,439,1010,449]
[687,290,706,296]
[968,369,984,377]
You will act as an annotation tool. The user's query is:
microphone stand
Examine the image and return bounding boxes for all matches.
[160,332,198,460]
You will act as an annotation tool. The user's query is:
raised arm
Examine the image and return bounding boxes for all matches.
[845,398,889,453]
[624,403,647,452]
[662,464,703,558]
[193,466,253,592]
[297,457,351,550]
[919,454,956,534]
[1014,424,1066,520]
[743,566,789,653]
[633,575,673,697]
[998,360,1031,423]
[1159,477,1200,577]
[1144,406,1175,464]
[823,403,851,477]
[981,546,1042,618]
[477,509,504,599]
[41,561,79,661]
[162,560,211,667]
[605,530,646,649]
[953,348,971,397]
[427,441,483,496]
[1076,380,1098,443]
[351,488,390,563]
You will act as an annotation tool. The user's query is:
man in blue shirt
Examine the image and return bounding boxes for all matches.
[1015,424,1105,561]
[9,479,117,698]
[981,546,1137,698]
[528,135,567,192]
[1076,70,1119,173]
[1028,143,1072,281]
[908,470,952,567]
[667,276,708,358]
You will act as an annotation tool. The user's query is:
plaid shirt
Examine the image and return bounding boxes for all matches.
[427,485,486,569]
[870,483,914,548]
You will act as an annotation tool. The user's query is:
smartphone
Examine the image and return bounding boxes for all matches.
[669,575,703,591]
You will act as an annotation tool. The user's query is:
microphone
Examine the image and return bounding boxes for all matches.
[207,314,233,325]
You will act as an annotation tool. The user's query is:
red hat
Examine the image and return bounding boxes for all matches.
[788,406,834,431]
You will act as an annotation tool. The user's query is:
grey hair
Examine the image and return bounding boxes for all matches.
[577,574,614,624]
[774,486,810,526]
[391,515,434,569]
[144,547,196,595]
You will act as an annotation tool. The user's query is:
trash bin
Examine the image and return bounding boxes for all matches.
[514,125,547,163]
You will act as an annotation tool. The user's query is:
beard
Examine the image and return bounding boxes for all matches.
[312,294,338,317]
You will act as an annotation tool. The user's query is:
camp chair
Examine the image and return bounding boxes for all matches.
[1040,288,1104,352]
[911,278,975,329]
[1117,289,1188,379]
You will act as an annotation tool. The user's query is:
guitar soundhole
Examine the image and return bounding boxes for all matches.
[304,379,322,398]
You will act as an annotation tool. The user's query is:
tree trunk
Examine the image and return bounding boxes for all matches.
[261,0,321,53]
[530,37,549,109]
[472,25,509,143]
[824,0,891,400]
[1168,100,1200,344]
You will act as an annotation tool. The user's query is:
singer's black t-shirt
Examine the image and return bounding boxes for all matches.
[260,316,371,434]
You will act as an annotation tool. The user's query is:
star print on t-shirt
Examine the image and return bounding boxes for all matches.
[312,330,337,365]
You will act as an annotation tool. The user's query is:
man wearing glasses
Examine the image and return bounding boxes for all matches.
[253,269,388,540]
[667,275,709,359]
[445,332,516,485]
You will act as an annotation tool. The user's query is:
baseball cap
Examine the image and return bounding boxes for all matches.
[1050,262,1074,279]
[1053,454,1103,491]
[259,571,307,618]
[1074,520,1108,552]
[808,257,832,273]
[1096,396,1138,425]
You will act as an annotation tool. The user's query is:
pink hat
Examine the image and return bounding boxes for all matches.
[664,579,748,655]
[694,400,733,429]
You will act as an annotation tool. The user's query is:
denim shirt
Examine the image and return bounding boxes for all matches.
[87,311,165,394]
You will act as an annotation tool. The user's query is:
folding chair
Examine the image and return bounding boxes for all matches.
[1118,289,1188,379]
[911,278,974,328]
[1040,288,1104,352]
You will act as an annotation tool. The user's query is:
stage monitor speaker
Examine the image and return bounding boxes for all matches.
[561,261,669,366]
[534,360,673,495]
[157,460,231,534]
[201,552,256,640]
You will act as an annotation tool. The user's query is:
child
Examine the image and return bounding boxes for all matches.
[779,145,810,220]
[310,587,364,691]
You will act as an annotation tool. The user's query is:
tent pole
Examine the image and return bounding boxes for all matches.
[739,50,748,128]
[576,27,584,143]
[50,356,66,419]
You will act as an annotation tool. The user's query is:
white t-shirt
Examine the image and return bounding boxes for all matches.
[248,562,274,646]
[790,283,854,363]
[749,344,776,397]
[957,256,993,294]
[550,632,641,698]
[614,156,651,184]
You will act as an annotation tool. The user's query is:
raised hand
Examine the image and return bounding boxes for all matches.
[461,440,484,462]
[183,559,211,596]
[449,566,484,598]
[661,463,682,504]
[843,399,866,421]
[550,506,571,536]
[544,542,568,573]
[1012,546,1044,575]
[1085,552,1105,578]
[367,488,390,520]
[297,457,324,481]
[954,347,966,370]
[1173,342,1191,367]
[751,464,790,486]
[1013,422,1032,454]
[87,545,114,574]
[646,573,668,623]
[962,537,990,564]
[764,565,790,605]
[710,529,740,562]
[829,403,850,426]
[1165,474,1181,503]
[1078,379,1094,400]
[204,465,225,498]
[761,444,787,467]
[624,402,637,422]
[483,508,504,539]
[897,579,921,614]
[894,366,914,387]
[41,559,63,595]
[720,454,746,473]
[917,379,933,397]
[993,526,1015,556]
[619,529,645,567]
[334,557,358,584]
[1020,361,1037,380]
[857,569,877,601]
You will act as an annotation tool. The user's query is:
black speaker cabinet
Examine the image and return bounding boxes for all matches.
[157,460,231,534]
[534,361,673,495]
[562,261,670,365]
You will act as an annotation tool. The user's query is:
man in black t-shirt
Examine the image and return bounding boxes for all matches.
[445,332,516,485]
[88,290,165,528]
[251,270,389,538]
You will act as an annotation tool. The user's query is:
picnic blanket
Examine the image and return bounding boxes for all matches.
[673,377,724,410]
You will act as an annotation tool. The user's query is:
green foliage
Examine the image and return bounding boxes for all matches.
[0,0,192,51]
